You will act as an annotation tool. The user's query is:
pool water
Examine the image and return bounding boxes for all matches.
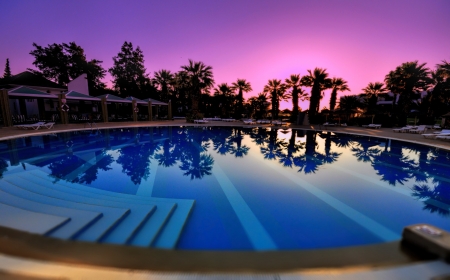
[0,126,449,251]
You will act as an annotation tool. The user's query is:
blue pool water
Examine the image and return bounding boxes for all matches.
[0,126,449,251]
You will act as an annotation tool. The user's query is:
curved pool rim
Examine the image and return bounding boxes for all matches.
[0,122,447,272]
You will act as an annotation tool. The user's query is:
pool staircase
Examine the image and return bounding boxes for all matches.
[0,170,195,249]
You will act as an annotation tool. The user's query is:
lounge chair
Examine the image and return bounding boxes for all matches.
[423,129,450,139]
[322,122,336,127]
[14,121,46,130]
[243,119,256,124]
[408,125,427,134]
[41,122,55,129]
[193,119,209,124]
[393,126,413,133]
[363,124,381,129]
[436,135,450,141]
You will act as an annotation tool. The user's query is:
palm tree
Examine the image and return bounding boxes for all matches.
[180,59,215,121]
[263,79,287,120]
[384,61,432,125]
[329,78,350,119]
[301,68,332,124]
[213,83,234,117]
[152,69,174,102]
[437,60,450,78]
[285,74,308,123]
[231,79,252,119]
[338,95,362,122]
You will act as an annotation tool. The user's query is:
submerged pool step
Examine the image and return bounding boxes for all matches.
[27,169,196,249]
[0,201,69,235]
[0,179,130,242]
[0,188,101,240]
[4,175,158,245]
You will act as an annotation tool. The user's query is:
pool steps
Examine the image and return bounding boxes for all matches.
[1,170,195,249]
[0,180,131,242]
[2,176,156,244]
[28,169,195,248]
[0,188,102,239]
[0,202,70,235]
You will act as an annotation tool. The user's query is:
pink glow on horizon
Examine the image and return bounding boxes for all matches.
[0,0,449,111]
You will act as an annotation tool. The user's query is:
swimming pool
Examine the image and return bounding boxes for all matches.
[0,126,449,251]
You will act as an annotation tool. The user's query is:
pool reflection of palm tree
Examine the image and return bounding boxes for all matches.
[0,158,8,178]
[117,141,161,185]
[294,130,324,174]
[321,132,342,164]
[229,128,250,158]
[260,129,285,160]
[179,128,214,180]
[155,139,178,167]
[78,150,114,184]
[211,128,234,155]
[371,142,415,186]
[350,136,381,163]
[411,182,450,216]
[278,130,305,168]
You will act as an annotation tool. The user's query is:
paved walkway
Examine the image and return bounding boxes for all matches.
[2,120,449,150]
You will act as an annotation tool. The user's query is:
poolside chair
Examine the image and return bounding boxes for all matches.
[363,124,381,129]
[436,135,450,141]
[14,121,46,130]
[393,126,413,133]
[423,129,450,139]
[408,125,427,134]
[243,119,256,125]
[193,119,208,124]
[42,122,55,129]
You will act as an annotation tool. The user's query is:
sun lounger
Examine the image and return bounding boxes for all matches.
[243,119,256,124]
[222,118,235,122]
[42,122,55,129]
[14,121,46,130]
[423,130,450,139]
[436,135,450,140]
[194,119,209,124]
[393,126,413,133]
[409,125,427,134]
[363,124,381,129]
[322,122,337,127]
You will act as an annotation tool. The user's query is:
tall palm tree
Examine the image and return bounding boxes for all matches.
[214,83,234,117]
[231,79,252,119]
[180,59,214,120]
[263,79,287,120]
[285,74,308,123]
[301,68,332,124]
[384,61,432,124]
[329,77,350,119]
[152,69,174,102]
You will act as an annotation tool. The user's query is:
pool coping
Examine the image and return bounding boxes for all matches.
[0,226,438,273]
[0,120,448,273]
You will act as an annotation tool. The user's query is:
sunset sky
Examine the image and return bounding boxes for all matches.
[0,0,449,110]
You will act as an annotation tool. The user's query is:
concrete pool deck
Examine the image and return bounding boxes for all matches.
[1,120,450,279]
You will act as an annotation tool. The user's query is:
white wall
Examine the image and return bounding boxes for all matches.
[68,74,89,95]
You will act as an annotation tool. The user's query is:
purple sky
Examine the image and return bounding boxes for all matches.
[1,0,449,110]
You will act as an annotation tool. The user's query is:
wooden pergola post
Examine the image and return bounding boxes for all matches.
[0,90,13,127]
[101,97,108,123]
[148,100,153,121]
[132,100,137,122]
[168,100,172,120]
[58,94,69,125]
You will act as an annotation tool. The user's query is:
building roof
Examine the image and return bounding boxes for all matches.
[65,91,101,101]
[124,96,147,104]
[8,86,58,98]
[143,98,168,105]
[3,71,67,90]
[96,94,131,103]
